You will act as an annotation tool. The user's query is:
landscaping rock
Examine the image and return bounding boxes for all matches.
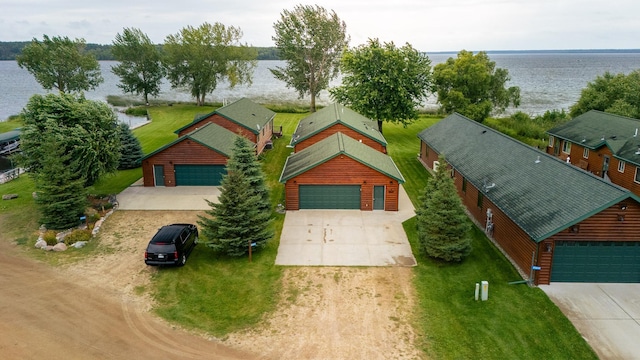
[35,238,47,249]
[45,245,54,251]
[72,241,87,249]
[2,194,18,200]
[52,243,67,252]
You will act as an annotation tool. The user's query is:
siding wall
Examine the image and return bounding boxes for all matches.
[294,124,386,153]
[142,140,228,187]
[284,155,400,211]
[547,138,640,197]
[178,114,273,155]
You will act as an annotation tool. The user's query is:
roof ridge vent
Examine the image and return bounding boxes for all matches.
[535,156,541,164]
[635,146,640,155]
[635,128,638,137]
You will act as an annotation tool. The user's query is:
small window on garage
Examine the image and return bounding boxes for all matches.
[618,160,625,173]
[562,141,571,154]
[548,136,554,147]
[477,192,483,208]
[462,178,467,193]
[583,148,589,159]
[635,167,640,184]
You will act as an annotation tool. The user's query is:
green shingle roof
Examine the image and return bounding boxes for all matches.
[279,132,404,183]
[291,103,387,146]
[547,110,640,166]
[175,97,275,135]
[142,123,243,160]
[418,113,639,242]
[0,129,20,142]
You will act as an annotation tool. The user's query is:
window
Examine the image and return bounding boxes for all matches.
[450,168,455,178]
[635,167,640,183]
[462,178,467,193]
[477,192,484,208]
[548,136,554,147]
[583,148,589,159]
[618,160,625,173]
[562,141,571,154]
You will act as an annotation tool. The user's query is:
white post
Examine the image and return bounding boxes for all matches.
[474,283,480,301]
[481,281,489,301]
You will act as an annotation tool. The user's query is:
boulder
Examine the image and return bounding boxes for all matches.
[34,238,47,249]
[72,241,87,249]
[52,243,67,252]
[2,194,18,200]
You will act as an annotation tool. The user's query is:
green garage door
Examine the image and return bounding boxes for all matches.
[299,185,361,209]
[552,241,640,282]
[175,165,226,186]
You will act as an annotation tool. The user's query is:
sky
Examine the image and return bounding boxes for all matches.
[1,0,638,52]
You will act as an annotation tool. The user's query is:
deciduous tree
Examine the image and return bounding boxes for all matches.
[416,155,472,262]
[163,22,257,106]
[330,38,432,133]
[271,4,349,112]
[433,50,520,122]
[16,35,103,93]
[19,94,121,186]
[570,70,640,118]
[111,28,164,105]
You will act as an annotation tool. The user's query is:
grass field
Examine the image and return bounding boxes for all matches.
[0,107,596,358]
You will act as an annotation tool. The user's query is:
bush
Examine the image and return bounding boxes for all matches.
[42,230,58,245]
[124,106,149,117]
[64,229,92,245]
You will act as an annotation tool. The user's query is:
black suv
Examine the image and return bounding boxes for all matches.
[144,224,198,266]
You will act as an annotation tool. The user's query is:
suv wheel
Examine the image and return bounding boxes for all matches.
[179,254,187,267]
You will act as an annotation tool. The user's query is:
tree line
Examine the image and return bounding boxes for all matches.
[0,41,280,61]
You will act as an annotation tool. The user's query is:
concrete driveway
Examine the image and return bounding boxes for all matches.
[276,186,417,267]
[117,179,220,210]
[540,283,640,360]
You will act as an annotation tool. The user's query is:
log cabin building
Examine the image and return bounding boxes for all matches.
[418,113,640,284]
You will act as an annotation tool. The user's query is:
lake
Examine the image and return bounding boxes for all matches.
[1,52,640,122]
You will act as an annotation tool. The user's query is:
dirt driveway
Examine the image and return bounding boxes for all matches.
[1,210,423,359]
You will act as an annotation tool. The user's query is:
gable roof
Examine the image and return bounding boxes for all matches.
[418,113,640,242]
[290,103,387,146]
[279,132,404,183]
[142,122,243,160]
[547,110,640,166]
[175,97,276,135]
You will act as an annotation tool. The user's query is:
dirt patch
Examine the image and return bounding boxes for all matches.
[3,210,424,359]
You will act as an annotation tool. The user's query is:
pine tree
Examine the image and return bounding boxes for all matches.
[198,170,273,256]
[35,136,87,230]
[227,136,271,212]
[117,123,143,169]
[416,155,472,262]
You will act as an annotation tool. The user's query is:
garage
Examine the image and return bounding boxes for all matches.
[552,241,640,282]
[299,185,361,209]
[175,165,226,186]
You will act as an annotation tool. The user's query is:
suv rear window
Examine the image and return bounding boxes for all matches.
[150,225,184,244]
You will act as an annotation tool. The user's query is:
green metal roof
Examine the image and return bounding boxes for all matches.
[279,132,404,183]
[0,129,20,142]
[418,113,640,242]
[175,98,275,135]
[291,103,387,146]
[142,123,243,160]
[547,110,640,166]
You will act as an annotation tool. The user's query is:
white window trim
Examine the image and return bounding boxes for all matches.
[583,148,589,159]
[562,141,571,154]
[618,161,626,173]
[548,136,554,147]
[635,167,640,184]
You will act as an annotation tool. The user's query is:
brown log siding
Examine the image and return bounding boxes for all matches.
[294,124,386,153]
[284,156,400,211]
[142,140,228,187]
[178,114,273,155]
[547,138,640,197]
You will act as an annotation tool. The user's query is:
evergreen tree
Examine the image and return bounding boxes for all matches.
[117,123,143,170]
[35,135,87,230]
[416,155,472,262]
[227,136,271,212]
[198,170,273,257]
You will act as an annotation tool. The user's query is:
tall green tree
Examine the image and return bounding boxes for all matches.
[19,94,121,186]
[570,70,640,118]
[163,22,257,106]
[111,28,164,105]
[35,135,87,230]
[416,155,472,262]
[433,50,520,122]
[117,122,143,170]
[16,35,103,93]
[271,4,349,112]
[227,136,271,212]
[330,38,432,133]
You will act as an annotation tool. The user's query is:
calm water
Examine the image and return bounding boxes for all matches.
[1,53,640,122]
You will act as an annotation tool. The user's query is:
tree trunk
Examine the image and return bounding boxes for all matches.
[310,93,316,113]
[378,120,383,134]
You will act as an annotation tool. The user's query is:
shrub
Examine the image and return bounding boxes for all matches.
[64,229,92,245]
[42,230,58,246]
[124,106,149,117]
